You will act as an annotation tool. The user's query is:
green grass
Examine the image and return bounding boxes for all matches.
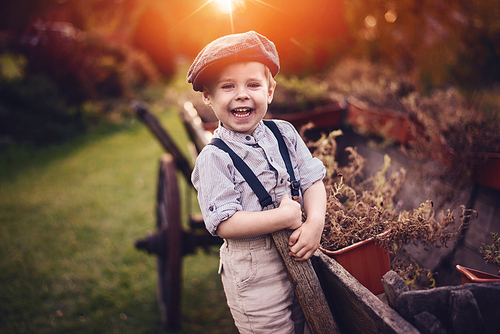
[0,106,237,333]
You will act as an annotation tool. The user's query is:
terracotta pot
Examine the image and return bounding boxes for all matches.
[455,265,500,284]
[320,230,391,295]
[473,152,500,190]
[347,97,415,144]
[270,103,346,129]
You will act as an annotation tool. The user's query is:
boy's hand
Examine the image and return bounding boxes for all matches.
[278,193,302,230]
[287,180,326,262]
[287,218,323,262]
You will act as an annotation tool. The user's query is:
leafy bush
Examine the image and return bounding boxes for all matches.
[270,75,334,114]
[0,24,162,145]
[16,23,160,103]
[323,58,415,113]
[0,73,90,145]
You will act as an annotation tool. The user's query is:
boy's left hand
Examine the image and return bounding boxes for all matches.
[287,219,323,262]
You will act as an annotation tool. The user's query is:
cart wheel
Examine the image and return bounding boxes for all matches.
[157,154,182,331]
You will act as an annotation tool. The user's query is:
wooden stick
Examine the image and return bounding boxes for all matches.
[271,229,340,334]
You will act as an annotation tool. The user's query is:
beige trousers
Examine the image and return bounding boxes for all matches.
[219,235,311,334]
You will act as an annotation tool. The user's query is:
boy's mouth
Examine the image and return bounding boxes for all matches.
[231,108,253,118]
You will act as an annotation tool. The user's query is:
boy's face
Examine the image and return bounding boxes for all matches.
[202,61,275,135]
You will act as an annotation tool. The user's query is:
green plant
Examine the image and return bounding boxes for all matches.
[480,232,500,275]
[323,58,416,113]
[270,75,334,114]
[309,131,474,285]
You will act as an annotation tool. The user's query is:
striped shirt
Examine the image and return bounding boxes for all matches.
[191,119,326,237]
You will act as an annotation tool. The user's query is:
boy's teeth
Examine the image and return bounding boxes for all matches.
[232,108,252,117]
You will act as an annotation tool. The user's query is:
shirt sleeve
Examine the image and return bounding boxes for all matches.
[191,145,242,236]
[275,120,326,192]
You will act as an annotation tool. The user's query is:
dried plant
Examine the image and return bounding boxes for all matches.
[402,87,500,205]
[322,58,416,113]
[310,132,475,284]
[480,232,500,275]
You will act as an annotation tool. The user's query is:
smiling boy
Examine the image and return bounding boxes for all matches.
[188,31,326,333]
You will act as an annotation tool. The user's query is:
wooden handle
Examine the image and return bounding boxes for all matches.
[271,229,340,334]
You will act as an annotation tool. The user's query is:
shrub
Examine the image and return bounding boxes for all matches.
[308,130,474,285]
[0,74,89,145]
[0,23,162,145]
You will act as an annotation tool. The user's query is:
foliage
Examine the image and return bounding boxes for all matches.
[0,73,88,145]
[402,87,500,203]
[308,130,474,284]
[13,24,160,103]
[341,0,500,88]
[270,75,334,114]
[0,25,161,145]
[323,58,415,113]
[305,59,500,205]
[405,87,500,157]
[480,233,500,275]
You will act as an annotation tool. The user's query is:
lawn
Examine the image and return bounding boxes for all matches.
[0,105,237,333]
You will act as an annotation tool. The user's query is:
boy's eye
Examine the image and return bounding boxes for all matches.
[248,82,261,88]
[221,84,234,89]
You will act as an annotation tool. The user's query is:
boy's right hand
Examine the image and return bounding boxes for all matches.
[278,193,302,230]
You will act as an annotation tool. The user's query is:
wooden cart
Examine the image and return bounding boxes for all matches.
[133,101,222,331]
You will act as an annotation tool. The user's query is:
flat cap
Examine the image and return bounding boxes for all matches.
[187,31,280,91]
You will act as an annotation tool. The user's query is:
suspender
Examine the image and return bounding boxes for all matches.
[208,121,300,209]
[210,138,274,208]
[263,120,300,200]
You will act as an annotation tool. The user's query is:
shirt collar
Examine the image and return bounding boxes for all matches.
[214,120,266,144]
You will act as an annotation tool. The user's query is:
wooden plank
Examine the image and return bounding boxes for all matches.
[311,251,420,334]
[272,230,341,334]
[133,100,193,181]
[180,102,211,154]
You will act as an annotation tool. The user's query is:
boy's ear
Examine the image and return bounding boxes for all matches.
[267,82,276,104]
[201,88,212,107]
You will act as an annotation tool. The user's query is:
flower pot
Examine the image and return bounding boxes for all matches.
[320,231,391,295]
[347,97,414,144]
[473,153,500,190]
[455,265,500,284]
[270,103,346,129]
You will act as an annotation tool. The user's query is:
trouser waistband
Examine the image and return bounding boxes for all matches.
[224,234,272,250]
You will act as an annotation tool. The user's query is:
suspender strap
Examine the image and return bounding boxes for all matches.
[210,138,274,208]
[263,120,300,199]
[208,121,301,209]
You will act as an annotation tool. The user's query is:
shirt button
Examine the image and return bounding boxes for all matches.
[209,206,214,212]
[280,178,284,184]
[245,135,251,141]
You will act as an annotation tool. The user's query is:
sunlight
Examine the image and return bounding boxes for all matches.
[177,0,281,34]
[214,0,233,13]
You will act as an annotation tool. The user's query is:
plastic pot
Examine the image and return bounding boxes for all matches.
[320,231,391,295]
[455,265,500,285]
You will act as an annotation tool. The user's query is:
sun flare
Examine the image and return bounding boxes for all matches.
[213,0,234,14]
[178,0,280,34]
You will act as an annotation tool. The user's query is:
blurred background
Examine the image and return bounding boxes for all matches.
[1,0,499,145]
[1,0,499,333]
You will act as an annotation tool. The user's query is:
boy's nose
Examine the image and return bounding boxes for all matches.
[235,88,250,101]
[236,95,249,101]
